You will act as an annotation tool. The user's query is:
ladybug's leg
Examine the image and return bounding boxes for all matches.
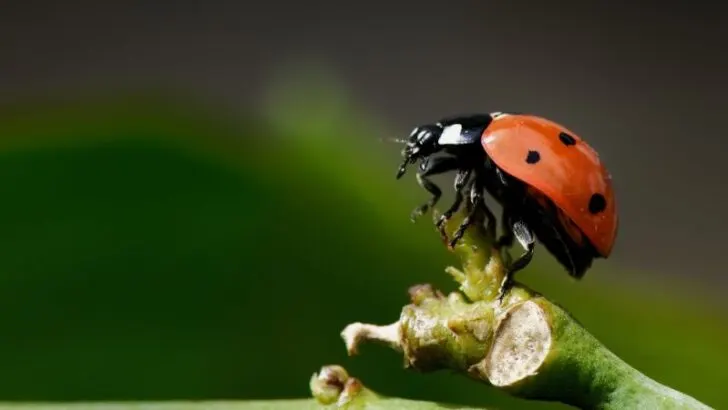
[481,196,497,238]
[436,168,472,230]
[496,209,515,248]
[497,219,535,303]
[410,156,460,222]
[473,171,497,237]
[448,175,495,248]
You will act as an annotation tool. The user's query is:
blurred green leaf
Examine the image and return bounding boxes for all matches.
[0,92,722,410]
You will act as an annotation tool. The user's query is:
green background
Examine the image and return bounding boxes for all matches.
[0,81,725,410]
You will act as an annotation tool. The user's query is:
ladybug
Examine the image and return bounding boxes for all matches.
[395,112,617,296]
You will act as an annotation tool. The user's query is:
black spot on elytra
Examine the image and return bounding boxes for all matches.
[525,150,541,164]
[559,132,577,146]
[588,193,607,214]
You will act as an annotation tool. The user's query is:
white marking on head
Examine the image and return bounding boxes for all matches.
[437,123,463,145]
[416,129,429,142]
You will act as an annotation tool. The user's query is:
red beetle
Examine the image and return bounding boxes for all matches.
[395,112,618,297]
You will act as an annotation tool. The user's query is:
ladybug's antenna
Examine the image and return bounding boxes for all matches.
[379,137,409,144]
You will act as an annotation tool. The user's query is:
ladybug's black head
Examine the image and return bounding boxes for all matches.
[395,124,443,179]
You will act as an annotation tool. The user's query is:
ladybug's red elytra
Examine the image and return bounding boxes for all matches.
[395,112,618,299]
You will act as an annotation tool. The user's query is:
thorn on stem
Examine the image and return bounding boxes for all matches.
[310,365,368,407]
[445,266,466,284]
[341,322,402,356]
[310,365,349,405]
[408,283,444,305]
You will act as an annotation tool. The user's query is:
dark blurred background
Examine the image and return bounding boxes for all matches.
[1,1,726,409]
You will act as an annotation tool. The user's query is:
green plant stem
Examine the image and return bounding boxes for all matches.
[340,207,713,410]
[0,365,483,410]
[306,364,484,409]
[0,400,478,410]
[0,403,313,410]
